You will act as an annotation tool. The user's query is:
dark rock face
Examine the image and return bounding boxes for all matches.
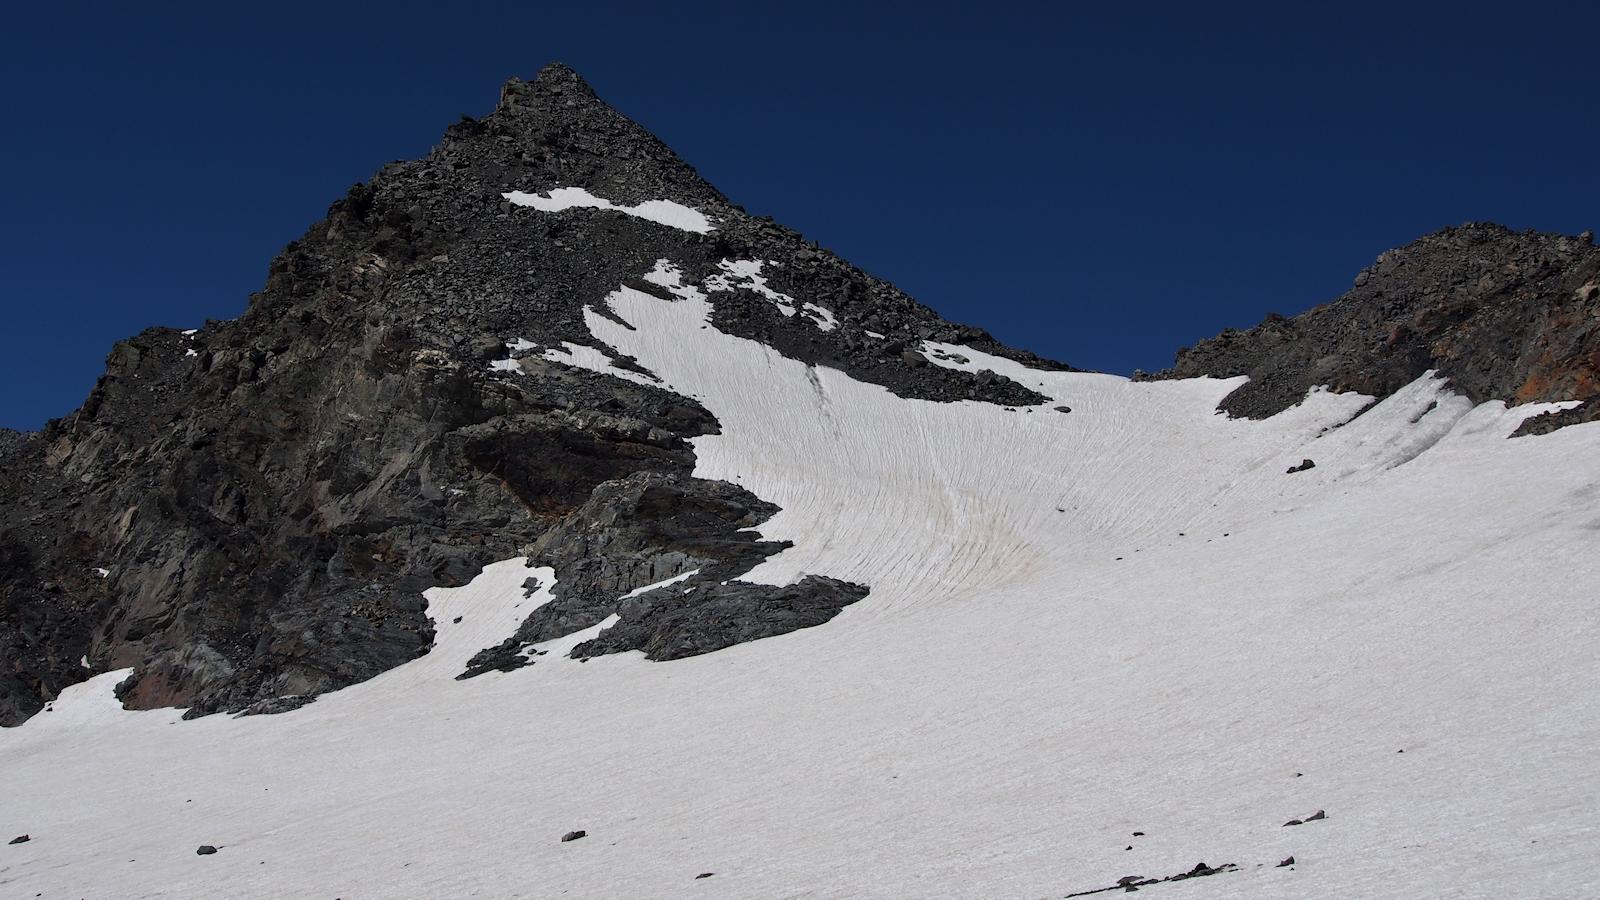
[458,471,794,678]
[0,63,1065,726]
[570,575,869,661]
[1512,396,1599,437]
[1157,224,1600,425]
[0,429,31,460]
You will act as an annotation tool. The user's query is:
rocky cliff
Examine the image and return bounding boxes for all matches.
[1155,223,1600,433]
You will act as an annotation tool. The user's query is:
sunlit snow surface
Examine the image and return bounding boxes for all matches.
[502,186,713,233]
[4,264,1599,899]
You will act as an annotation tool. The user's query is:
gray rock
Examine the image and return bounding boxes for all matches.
[1153,224,1600,430]
[570,575,869,661]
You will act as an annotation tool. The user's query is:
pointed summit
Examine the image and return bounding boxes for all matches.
[497,61,599,109]
[468,62,725,208]
[532,61,598,96]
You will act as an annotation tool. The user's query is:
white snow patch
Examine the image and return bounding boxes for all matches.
[704,258,841,331]
[502,187,713,234]
[802,302,839,331]
[91,567,109,578]
[642,259,704,301]
[619,568,700,600]
[543,336,661,387]
[487,338,540,374]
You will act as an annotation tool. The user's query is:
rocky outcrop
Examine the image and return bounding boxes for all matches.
[458,471,793,677]
[0,64,1070,726]
[0,429,31,460]
[569,575,869,661]
[1157,224,1600,425]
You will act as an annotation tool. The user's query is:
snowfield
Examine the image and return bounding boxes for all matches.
[3,262,1598,899]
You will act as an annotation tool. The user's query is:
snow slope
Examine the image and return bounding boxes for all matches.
[3,262,1598,899]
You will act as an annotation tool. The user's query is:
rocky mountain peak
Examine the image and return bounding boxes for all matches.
[430,62,730,209]
[1157,222,1600,431]
[0,66,1061,726]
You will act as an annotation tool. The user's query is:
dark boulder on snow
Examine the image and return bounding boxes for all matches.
[1278,855,1296,867]
[1287,458,1316,473]
[560,830,587,842]
[233,694,318,717]
[570,575,869,662]
[196,845,218,855]
[1068,863,1238,898]
[8,834,29,845]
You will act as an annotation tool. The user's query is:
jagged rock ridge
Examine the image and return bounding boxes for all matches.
[1155,223,1600,431]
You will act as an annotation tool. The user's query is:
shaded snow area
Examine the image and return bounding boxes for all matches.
[5,266,1599,899]
[502,186,713,233]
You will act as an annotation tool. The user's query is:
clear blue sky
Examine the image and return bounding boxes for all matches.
[2,2,1596,430]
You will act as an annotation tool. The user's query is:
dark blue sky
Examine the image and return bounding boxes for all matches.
[3,3,1596,430]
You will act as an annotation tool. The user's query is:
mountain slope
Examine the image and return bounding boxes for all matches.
[1,65,1598,900]
[0,63,1048,725]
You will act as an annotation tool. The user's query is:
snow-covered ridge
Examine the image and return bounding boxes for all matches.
[502,186,713,233]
